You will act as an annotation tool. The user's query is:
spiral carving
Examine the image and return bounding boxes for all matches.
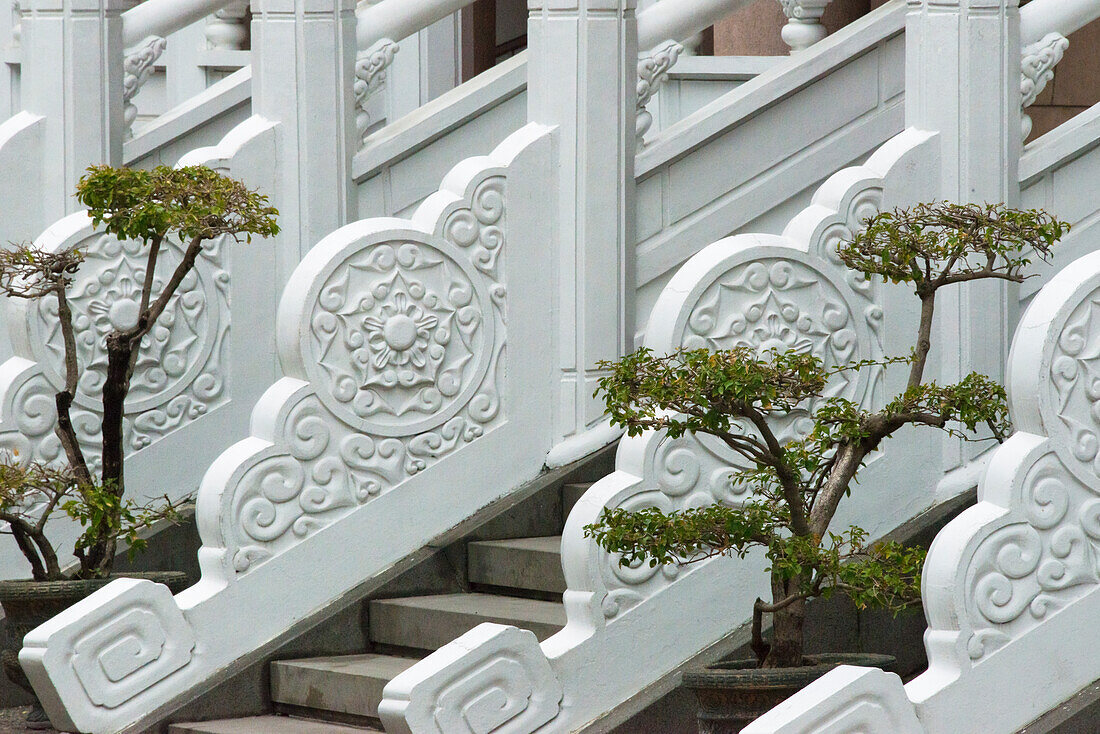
[378,625,563,734]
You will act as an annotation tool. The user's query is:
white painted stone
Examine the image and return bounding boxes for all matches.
[379,624,564,734]
[379,127,943,734]
[527,0,638,446]
[741,666,923,734]
[20,579,195,734]
[21,124,557,734]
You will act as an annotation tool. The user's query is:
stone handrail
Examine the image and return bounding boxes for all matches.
[1020,0,1100,46]
[1018,0,1100,138]
[121,0,243,47]
[636,0,753,49]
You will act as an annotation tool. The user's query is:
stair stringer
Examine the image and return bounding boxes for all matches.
[376,127,944,734]
[18,122,557,734]
[0,116,281,581]
[738,244,1100,734]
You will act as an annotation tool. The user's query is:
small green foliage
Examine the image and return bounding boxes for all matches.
[76,165,280,245]
[587,202,1069,667]
[837,202,1064,290]
[0,458,182,581]
[62,483,184,567]
[597,346,827,439]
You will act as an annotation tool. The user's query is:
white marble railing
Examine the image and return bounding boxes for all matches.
[1019,0,1100,138]
[741,242,1100,734]
[378,126,945,734]
[20,121,559,734]
[121,0,249,137]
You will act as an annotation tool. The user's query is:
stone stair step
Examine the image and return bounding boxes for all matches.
[270,653,420,720]
[562,481,592,524]
[468,535,564,594]
[369,593,566,651]
[169,715,380,733]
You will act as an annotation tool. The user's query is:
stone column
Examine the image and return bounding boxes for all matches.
[21,0,130,221]
[527,0,638,459]
[251,0,357,285]
[905,0,1022,469]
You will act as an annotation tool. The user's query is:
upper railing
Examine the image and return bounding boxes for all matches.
[1019,0,1100,138]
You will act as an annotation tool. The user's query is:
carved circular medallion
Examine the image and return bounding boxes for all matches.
[1043,283,1100,487]
[307,238,495,437]
[27,233,223,415]
[678,255,872,442]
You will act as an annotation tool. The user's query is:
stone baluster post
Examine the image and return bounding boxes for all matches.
[778,0,831,52]
[527,0,638,460]
[20,0,130,222]
[905,0,1022,470]
[251,0,357,286]
[206,0,249,49]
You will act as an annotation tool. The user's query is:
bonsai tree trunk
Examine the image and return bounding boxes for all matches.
[764,572,806,668]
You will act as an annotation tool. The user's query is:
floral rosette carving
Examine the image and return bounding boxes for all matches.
[225,175,507,572]
[1,218,230,468]
[956,281,1100,662]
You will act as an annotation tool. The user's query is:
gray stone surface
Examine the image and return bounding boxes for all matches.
[369,593,566,651]
[561,482,592,525]
[169,715,378,733]
[270,654,418,719]
[467,535,564,594]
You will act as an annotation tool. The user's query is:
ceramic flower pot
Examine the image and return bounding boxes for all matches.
[682,652,896,734]
[0,571,189,730]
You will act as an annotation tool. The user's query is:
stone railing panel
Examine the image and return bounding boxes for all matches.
[742,666,923,734]
[728,235,1100,734]
[908,243,1100,733]
[378,127,942,734]
[0,119,279,580]
[20,123,556,734]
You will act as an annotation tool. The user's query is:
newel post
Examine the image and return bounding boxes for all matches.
[20,0,129,221]
[251,0,357,285]
[527,0,638,459]
[905,0,1022,469]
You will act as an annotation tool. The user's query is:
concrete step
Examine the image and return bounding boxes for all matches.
[562,481,592,524]
[270,653,419,721]
[369,593,566,651]
[468,535,564,594]
[169,715,380,733]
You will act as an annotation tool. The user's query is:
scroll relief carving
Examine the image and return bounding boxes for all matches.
[636,40,683,146]
[226,175,507,573]
[22,578,195,719]
[379,624,563,734]
[594,180,884,616]
[1020,32,1069,139]
[598,185,886,619]
[0,226,230,470]
[354,38,399,143]
[123,35,168,137]
[963,284,1100,661]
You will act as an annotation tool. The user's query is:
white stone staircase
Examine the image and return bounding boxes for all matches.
[13,0,1100,731]
[170,482,592,733]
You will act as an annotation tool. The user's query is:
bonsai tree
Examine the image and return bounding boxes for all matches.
[0,165,279,580]
[587,202,1067,668]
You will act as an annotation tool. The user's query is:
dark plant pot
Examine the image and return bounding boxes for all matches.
[682,653,896,734]
[0,571,189,729]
